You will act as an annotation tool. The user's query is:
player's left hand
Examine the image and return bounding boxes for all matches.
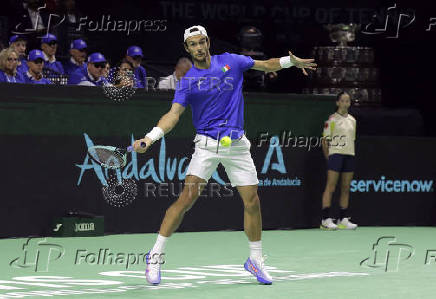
[289,51,317,76]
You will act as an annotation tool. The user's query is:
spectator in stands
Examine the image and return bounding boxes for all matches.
[9,35,28,76]
[239,26,277,91]
[68,52,109,86]
[103,61,110,79]
[13,0,48,34]
[0,48,24,83]
[23,49,52,84]
[41,34,65,74]
[56,0,84,56]
[112,59,135,87]
[125,46,147,88]
[158,57,192,90]
[63,39,87,76]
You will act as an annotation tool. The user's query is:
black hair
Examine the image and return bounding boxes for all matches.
[239,26,263,50]
[176,56,191,65]
[112,59,134,85]
[116,58,133,70]
[335,91,350,112]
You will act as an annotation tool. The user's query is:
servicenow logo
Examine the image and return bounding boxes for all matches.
[351,176,434,193]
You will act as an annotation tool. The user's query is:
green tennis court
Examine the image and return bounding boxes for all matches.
[1,227,435,298]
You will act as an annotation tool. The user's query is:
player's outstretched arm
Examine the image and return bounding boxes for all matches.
[252,51,317,76]
[133,103,185,153]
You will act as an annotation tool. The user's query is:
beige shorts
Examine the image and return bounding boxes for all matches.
[186,134,259,187]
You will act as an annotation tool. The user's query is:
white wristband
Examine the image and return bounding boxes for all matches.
[279,56,294,68]
[145,127,164,143]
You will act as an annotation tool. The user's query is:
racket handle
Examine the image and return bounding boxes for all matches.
[127,142,147,152]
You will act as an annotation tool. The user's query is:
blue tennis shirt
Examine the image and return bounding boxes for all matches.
[172,52,254,140]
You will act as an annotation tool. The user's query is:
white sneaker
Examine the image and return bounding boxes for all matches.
[337,218,358,230]
[320,218,338,230]
[145,251,161,285]
[244,255,273,284]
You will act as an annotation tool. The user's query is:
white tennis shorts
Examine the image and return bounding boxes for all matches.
[186,134,259,187]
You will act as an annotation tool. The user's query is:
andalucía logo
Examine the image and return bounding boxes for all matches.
[76,134,301,187]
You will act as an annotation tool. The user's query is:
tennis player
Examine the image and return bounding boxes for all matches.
[133,25,316,285]
[321,92,358,230]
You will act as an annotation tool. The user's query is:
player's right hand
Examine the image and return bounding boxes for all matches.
[133,137,152,153]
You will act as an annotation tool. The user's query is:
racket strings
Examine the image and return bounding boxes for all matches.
[89,148,125,169]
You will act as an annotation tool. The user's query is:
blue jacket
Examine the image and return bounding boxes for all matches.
[44,60,65,75]
[0,70,24,83]
[63,59,87,76]
[17,58,29,76]
[134,65,147,88]
[68,68,109,86]
[23,72,53,85]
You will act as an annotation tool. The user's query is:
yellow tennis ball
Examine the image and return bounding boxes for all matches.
[220,136,232,147]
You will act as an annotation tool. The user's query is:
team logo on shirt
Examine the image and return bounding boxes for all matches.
[221,64,231,73]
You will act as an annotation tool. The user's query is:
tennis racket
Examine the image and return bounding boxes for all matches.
[87,142,146,169]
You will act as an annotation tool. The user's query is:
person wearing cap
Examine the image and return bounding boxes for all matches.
[125,46,147,88]
[41,34,65,75]
[133,25,317,286]
[63,39,87,76]
[0,48,25,83]
[23,49,52,84]
[68,52,109,86]
[158,57,192,90]
[9,35,29,76]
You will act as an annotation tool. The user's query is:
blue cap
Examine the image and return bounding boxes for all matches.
[41,34,57,44]
[88,52,106,63]
[28,49,45,61]
[70,39,87,50]
[127,46,143,57]
[9,35,26,45]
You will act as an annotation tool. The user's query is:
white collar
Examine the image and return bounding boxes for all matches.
[27,71,39,81]
[3,71,16,82]
[87,70,100,82]
[70,57,83,66]
[335,112,349,118]
[173,71,180,82]
[43,51,56,63]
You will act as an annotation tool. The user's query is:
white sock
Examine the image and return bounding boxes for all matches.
[151,234,168,254]
[249,240,262,260]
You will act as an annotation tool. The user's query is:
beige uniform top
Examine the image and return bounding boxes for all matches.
[322,112,356,156]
